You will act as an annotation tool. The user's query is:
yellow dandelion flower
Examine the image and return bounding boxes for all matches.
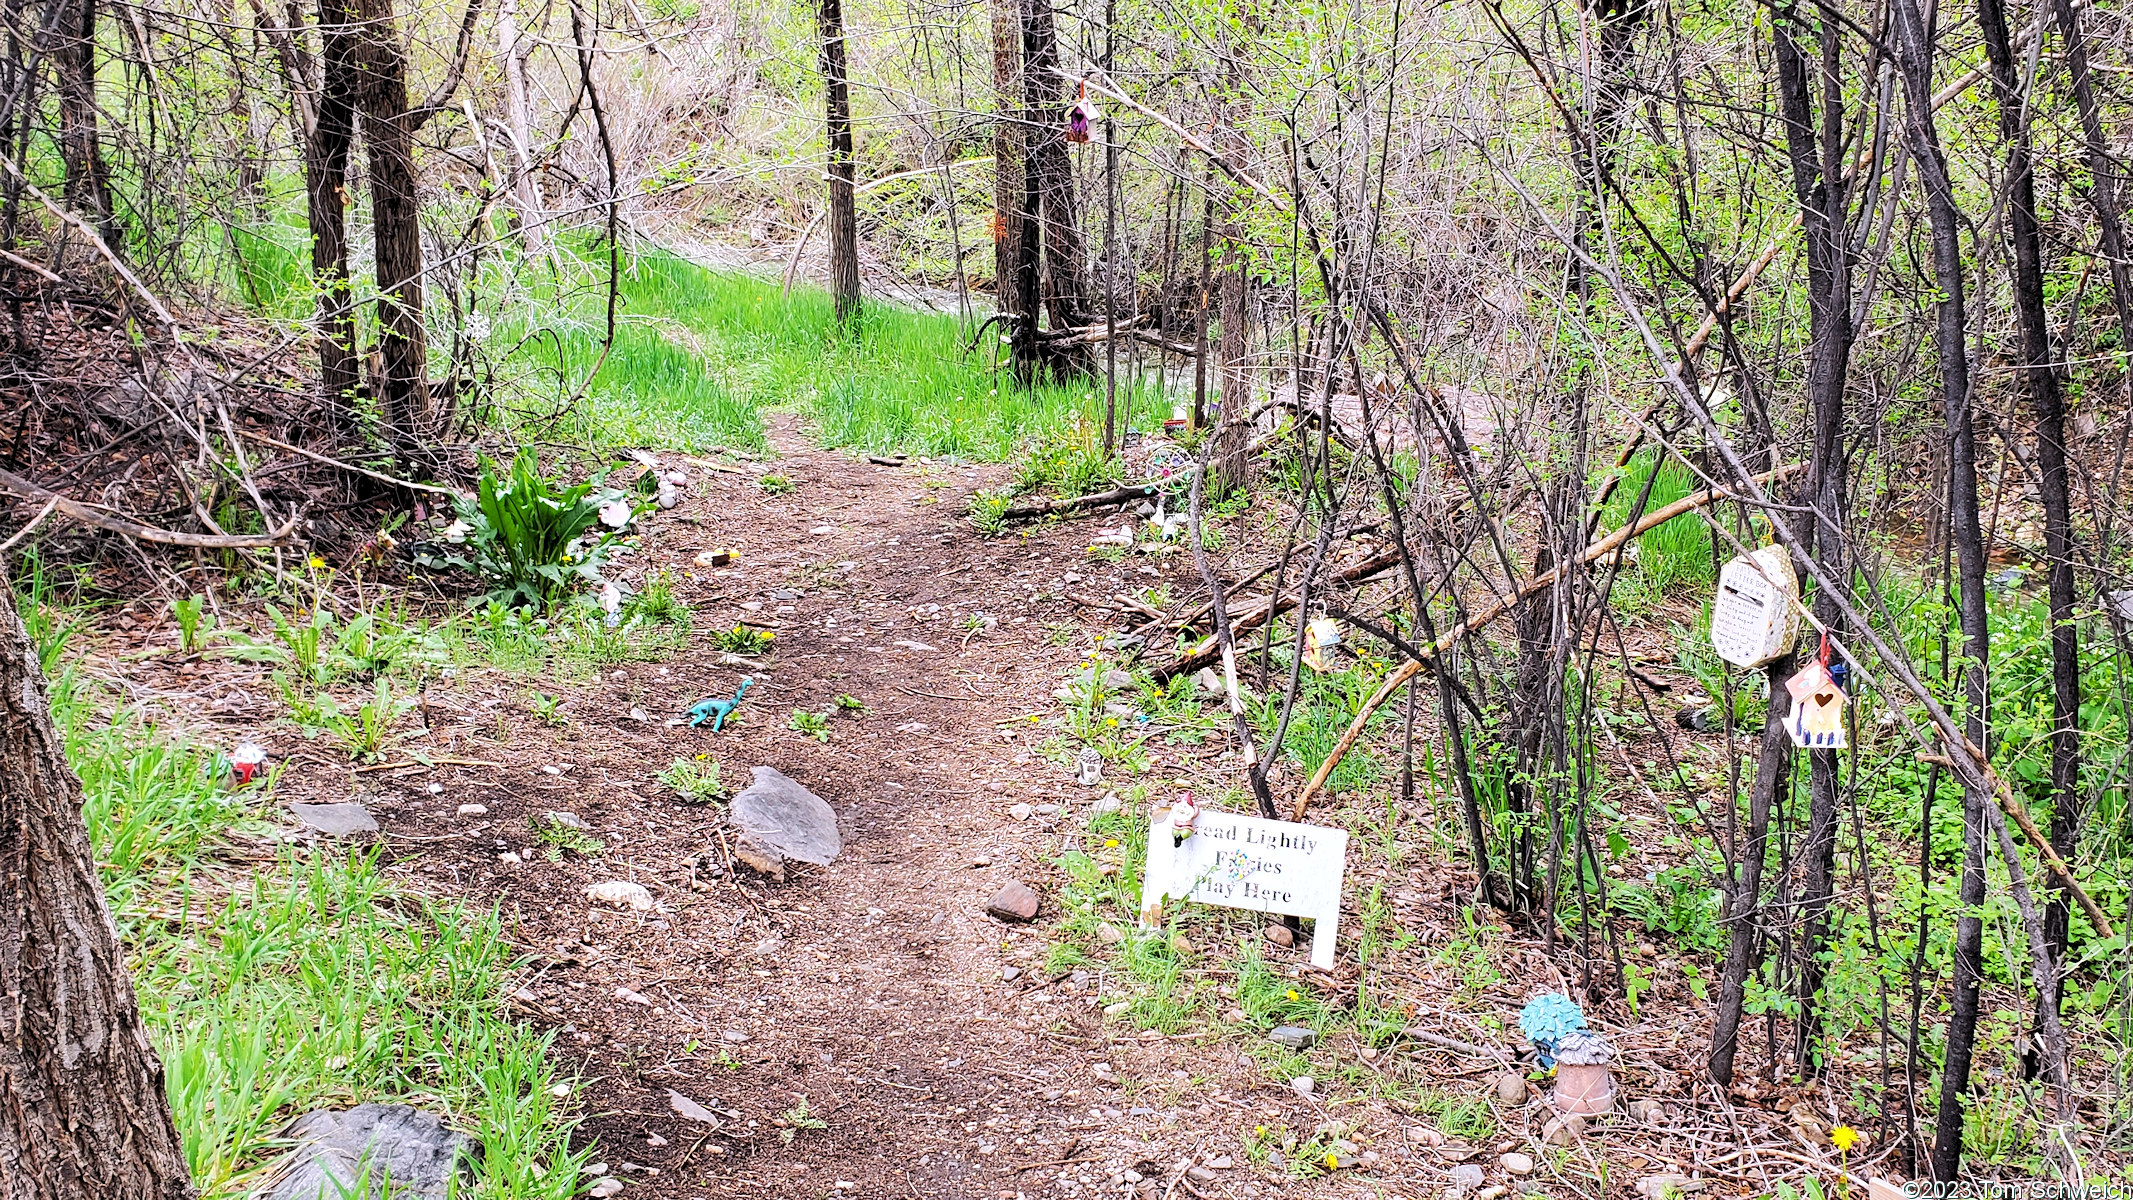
[1830,1125,1859,1152]
[1324,1151,1341,1170]
[763,630,775,639]
[1105,717,1119,727]
[308,555,326,568]
[1285,988,1300,1001]
[1028,714,1041,723]
[1104,838,1119,848]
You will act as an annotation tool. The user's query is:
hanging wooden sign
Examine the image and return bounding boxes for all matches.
[1710,545,1800,668]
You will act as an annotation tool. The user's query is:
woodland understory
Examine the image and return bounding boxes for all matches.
[0,0,2130,1190]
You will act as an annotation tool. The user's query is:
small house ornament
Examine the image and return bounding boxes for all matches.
[1065,85,1098,143]
[1303,617,1344,672]
[1710,544,1801,668]
[1783,637,1848,749]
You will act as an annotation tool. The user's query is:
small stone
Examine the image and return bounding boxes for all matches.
[811,525,833,535]
[1451,1164,1486,1190]
[1267,1025,1317,1050]
[1009,803,1033,821]
[583,881,655,911]
[425,783,444,795]
[646,1133,668,1147]
[1675,705,1723,732]
[289,802,378,836]
[1494,1072,1528,1106]
[456,803,487,816]
[1627,1098,1664,1124]
[1204,1156,1232,1170]
[1188,1166,1217,1182]
[1500,1152,1535,1175]
[614,987,651,1006]
[1290,1075,1314,1098]
[721,1029,750,1043]
[731,834,787,881]
[1091,792,1122,817]
[1095,922,1125,945]
[1357,1045,1379,1061]
[588,1179,624,1198]
[1636,1176,1707,1199]
[1001,966,1022,981]
[1034,803,1062,815]
[1122,1170,1143,1184]
[1193,667,1223,698]
[1263,924,1295,948]
[1543,1113,1587,1145]
[544,810,588,830]
[1478,1188,1507,1200]
[986,881,1041,922]
[1407,1126,1446,1146]
[1102,669,1133,691]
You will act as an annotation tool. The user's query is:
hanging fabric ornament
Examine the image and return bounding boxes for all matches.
[1303,617,1344,672]
[1065,83,1097,143]
[1783,633,1849,749]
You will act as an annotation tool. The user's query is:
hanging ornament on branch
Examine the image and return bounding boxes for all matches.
[1784,633,1849,749]
[1066,82,1098,144]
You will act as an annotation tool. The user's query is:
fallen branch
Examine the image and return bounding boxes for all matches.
[1155,548,1405,683]
[233,429,461,497]
[0,467,298,549]
[0,498,60,554]
[1288,462,1807,818]
[1000,481,1166,522]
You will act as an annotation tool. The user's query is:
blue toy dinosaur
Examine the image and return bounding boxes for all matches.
[688,677,752,731]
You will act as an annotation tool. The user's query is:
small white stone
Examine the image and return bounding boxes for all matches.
[1010,803,1033,821]
[426,783,444,795]
[1291,1075,1315,1098]
[457,803,487,816]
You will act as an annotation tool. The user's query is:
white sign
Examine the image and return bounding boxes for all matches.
[1710,545,1800,668]
[1138,811,1349,969]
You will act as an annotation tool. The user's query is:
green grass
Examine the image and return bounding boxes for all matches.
[499,247,1166,460]
[1598,450,1716,593]
[41,616,586,1198]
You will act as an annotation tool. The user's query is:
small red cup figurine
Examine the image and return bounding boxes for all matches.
[231,742,268,786]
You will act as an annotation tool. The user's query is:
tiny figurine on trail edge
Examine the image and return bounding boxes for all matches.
[689,677,752,732]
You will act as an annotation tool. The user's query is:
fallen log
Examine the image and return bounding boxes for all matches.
[1000,481,1166,523]
[0,467,299,550]
[1288,461,1808,819]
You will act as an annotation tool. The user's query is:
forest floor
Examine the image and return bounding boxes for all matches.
[226,413,1865,1199]
[258,414,1458,1199]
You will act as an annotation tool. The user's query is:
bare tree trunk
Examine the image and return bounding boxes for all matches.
[309,0,362,427]
[1709,656,1795,1086]
[0,581,190,1198]
[989,0,1034,383]
[1978,0,2081,1071]
[1213,240,1250,495]
[497,0,547,260]
[2051,0,2133,381]
[351,0,432,450]
[1775,0,1855,1076]
[1889,0,1991,1175]
[1018,0,1088,339]
[819,0,859,321]
[52,0,116,249]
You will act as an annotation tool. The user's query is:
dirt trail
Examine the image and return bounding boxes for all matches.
[304,417,1401,1199]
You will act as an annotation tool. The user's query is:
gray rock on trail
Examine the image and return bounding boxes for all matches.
[731,767,841,865]
[289,802,378,837]
[1267,1025,1317,1050]
[260,1104,474,1200]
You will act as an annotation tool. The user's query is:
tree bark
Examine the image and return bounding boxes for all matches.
[1774,1,1855,1077]
[351,0,433,449]
[0,580,190,1198]
[52,0,116,250]
[308,0,362,426]
[989,0,1035,382]
[1708,657,1795,1086]
[1018,0,1089,342]
[2051,0,2133,384]
[497,0,548,261]
[819,0,859,321]
[1978,0,2081,1066]
[1889,0,1991,1176]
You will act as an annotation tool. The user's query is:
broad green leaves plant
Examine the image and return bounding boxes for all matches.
[426,451,641,610]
